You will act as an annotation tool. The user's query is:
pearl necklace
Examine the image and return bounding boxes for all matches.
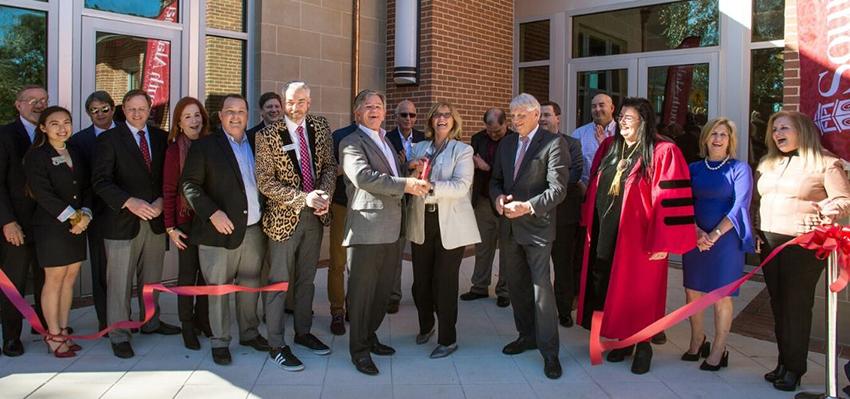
[704,155,729,171]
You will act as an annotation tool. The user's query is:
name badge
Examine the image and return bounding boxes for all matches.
[283,144,296,152]
[51,156,65,166]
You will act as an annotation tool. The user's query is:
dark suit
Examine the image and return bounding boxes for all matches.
[246,120,266,137]
[92,122,168,343]
[69,124,110,328]
[24,144,91,266]
[0,118,44,343]
[490,127,568,358]
[551,134,583,322]
[384,127,425,305]
[329,122,358,316]
[181,129,266,348]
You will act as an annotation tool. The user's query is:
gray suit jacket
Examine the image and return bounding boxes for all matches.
[490,128,568,246]
[340,127,408,246]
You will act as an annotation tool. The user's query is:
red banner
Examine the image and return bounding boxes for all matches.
[799,0,850,161]
[141,2,177,108]
[661,36,701,128]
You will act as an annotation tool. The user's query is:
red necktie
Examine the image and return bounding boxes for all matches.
[296,126,314,192]
[137,131,151,172]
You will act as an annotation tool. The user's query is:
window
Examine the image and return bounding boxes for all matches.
[85,0,180,22]
[752,0,784,42]
[748,48,783,166]
[517,19,550,102]
[572,0,719,58]
[0,5,47,123]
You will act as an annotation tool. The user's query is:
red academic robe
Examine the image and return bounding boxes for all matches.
[576,137,696,339]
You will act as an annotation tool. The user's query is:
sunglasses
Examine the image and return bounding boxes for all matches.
[398,112,416,118]
[89,105,111,115]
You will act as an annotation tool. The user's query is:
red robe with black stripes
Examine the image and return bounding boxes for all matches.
[576,137,696,340]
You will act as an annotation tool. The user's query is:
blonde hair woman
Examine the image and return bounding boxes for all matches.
[756,111,850,391]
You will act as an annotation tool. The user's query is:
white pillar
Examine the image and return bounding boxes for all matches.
[394,0,418,85]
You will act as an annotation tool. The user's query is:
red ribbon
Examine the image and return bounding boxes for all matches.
[0,270,287,341]
[589,224,850,365]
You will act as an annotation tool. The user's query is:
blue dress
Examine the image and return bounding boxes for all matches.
[682,158,754,296]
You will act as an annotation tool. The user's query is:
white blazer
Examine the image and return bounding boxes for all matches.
[404,139,481,249]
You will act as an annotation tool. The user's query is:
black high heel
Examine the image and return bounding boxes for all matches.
[772,370,801,391]
[681,336,710,361]
[699,351,728,371]
[764,364,786,382]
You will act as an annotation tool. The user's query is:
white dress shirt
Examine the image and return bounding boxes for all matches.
[359,124,399,176]
[125,121,153,154]
[285,116,314,180]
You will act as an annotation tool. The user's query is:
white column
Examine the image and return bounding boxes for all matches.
[719,0,752,161]
[394,0,418,85]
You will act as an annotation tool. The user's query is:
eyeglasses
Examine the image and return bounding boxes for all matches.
[88,105,111,115]
[125,107,150,115]
[432,112,452,120]
[618,114,639,123]
[398,112,416,119]
[24,98,48,106]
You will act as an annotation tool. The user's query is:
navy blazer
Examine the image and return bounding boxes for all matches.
[181,129,265,249]
[69,125,109,220]
[92,122,168,239]
[24,144,92,228]
[0,118,37,237]
[386,127,426,155]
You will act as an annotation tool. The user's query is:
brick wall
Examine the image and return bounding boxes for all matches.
[257,0,386,130]
[782,0,799,111]
[385,0,514,140]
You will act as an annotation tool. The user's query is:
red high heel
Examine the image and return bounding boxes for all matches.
[44,335,76,358]
[61,328,82,352]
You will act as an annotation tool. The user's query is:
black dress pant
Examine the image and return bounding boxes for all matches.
[551,222,580,319]
[87,223,109,329]
[411,210,464,346]
[0,241,44,342]
[176,237,209,327]
[580,257,612,329]
[762,231,825,375]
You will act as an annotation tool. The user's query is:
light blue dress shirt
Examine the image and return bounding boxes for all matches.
[225,131,262,226]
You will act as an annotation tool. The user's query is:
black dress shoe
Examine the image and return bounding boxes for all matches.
[330,314,346,336]
[630,343,653,374]
[496,296,510,308]
[772,370,801,391]
[370,341,396,356]
[2,339,23,357]
[559,315,574,328]
[111,342,135,359]
[386,302,399,314]
[502,337,536,355]
[141,322,181,335]
[212,347,232,365]
[353,356,379,375]
[651,331,667,345]
[239,335,271,352]
[459,291,488,301]
[544,356,562,379]
[606,345,634,362]
[764,364,786,382]
[182,323,201,351]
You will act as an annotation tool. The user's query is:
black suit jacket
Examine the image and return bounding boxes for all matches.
[470,129,516,207]
[246,120,266,136]
[24,144,92,228]
[556,133,584,227]
[490,128,568,245]
[0,119,37,237]
[332,122,358,206]
[181,130,265,249]
[92,122,167,239]
[386,127,425,155]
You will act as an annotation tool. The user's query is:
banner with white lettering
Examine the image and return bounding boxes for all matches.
[799,0,850,160]
[141,2,177,108]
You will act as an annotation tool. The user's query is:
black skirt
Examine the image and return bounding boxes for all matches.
[33,223,87,267]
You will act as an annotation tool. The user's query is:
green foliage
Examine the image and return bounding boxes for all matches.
[658,0,719,48]
[0,10,47,123]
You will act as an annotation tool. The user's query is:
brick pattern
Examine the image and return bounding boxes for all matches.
[385,0,514,141]
[782,0,799,111]
[206,0,244,32]
[257,0,387,130]
[204,35,245,114]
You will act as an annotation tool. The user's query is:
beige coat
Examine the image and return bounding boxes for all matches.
[404,139,481,249]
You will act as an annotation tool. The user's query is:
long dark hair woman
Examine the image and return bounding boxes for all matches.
[25,106,92,357]
[163,96,211,349]
[576,97,696,374]
[755,111,850,391]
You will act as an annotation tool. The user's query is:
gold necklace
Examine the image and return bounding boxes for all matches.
[609,141,639,196]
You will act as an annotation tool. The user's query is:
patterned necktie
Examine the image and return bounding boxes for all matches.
[137,130,151,172]
[296,125,314,192]
[514,135,530,179]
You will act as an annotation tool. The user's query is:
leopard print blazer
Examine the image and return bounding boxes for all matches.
[255,114,336,242]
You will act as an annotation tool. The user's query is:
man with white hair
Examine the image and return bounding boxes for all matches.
[255,81,337,371]
[490,93,568,379]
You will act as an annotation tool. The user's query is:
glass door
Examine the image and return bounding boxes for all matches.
[80,15,181,131]
[638,52,719,162]
[566,58,637,134]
